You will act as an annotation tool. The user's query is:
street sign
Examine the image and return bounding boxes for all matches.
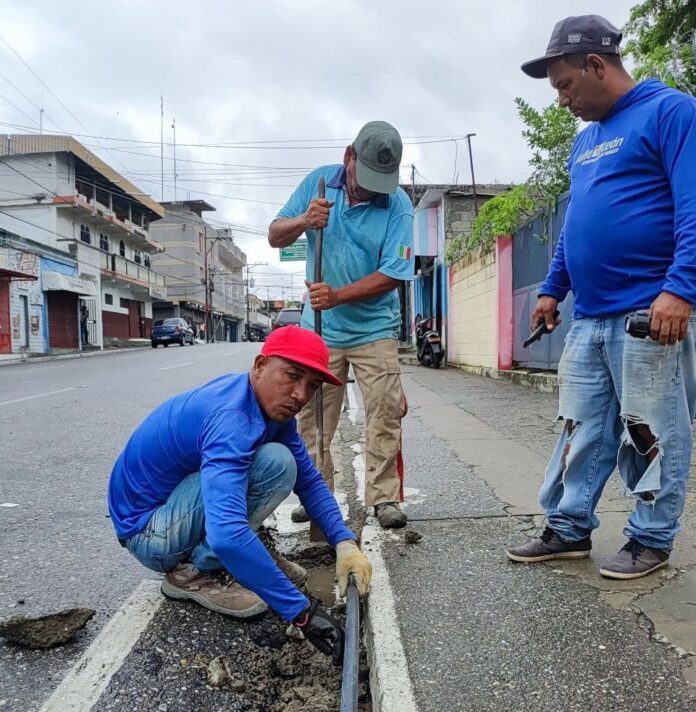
[279,238,307,262]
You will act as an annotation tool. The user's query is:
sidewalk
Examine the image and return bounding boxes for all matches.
[366,365,696,711]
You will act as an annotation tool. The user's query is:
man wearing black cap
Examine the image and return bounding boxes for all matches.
[507,15,696,579]
[269,121,415,529]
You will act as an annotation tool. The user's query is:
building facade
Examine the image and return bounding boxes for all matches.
[0,134,166,352]
[149,201,247,342]
[411,185,510,358]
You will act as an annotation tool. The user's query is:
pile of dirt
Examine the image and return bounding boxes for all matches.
[93,571,370,712]
[0,607,94,649]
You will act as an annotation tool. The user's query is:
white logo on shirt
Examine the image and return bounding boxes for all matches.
[575,136,624,165]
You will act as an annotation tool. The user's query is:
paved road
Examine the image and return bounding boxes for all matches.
[0,343,260,711]
[379,365,696,711]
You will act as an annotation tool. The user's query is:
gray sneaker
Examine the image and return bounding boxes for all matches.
[506,527,592,562]
[290,505,310,523]
[599,539,669,580]
[375,502,407,529]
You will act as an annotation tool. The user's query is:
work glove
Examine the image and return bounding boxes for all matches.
[292,598,344,666]
[336,539,372,597]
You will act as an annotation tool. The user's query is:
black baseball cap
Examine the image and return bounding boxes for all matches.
[521,14,622,79]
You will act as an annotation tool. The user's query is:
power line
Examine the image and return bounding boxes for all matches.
[0,33,131,174]
[0,119,466,150]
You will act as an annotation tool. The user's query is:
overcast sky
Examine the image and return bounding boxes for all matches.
[0,0,636,299]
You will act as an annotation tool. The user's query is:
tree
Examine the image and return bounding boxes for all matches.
[624,0,696,93]
[446,98,578,263]
[514,98,578,203]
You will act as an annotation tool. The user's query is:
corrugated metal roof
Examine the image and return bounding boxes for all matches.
[0,134,165,219]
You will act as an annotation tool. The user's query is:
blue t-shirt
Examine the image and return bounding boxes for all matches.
[107,373,355,621]
[541,80,696,316]
[275,165,415,348]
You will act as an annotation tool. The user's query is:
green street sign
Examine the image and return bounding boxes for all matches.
[279,238,307,262]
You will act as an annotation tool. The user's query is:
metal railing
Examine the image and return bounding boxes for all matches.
[100,251,165,287]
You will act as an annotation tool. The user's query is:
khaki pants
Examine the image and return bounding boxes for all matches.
[297,338,405,506]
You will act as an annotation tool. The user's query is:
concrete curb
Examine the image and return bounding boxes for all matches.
[362,525,419,712]
[0,346,151,367]
[399,356,559,395]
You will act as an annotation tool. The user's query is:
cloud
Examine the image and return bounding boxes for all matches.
[0,0,636,297]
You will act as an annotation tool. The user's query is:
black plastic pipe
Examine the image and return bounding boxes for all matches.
[340,576,360,712]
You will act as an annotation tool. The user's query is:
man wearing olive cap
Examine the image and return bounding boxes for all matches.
[269,121,415,529]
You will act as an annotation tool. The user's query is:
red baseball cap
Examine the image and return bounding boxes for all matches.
[261,325,342,387]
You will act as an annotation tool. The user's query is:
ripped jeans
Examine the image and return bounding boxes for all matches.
[540,314,696,551]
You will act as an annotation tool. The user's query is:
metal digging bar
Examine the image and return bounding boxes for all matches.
[309,176,327,543]
[340,575,360,712]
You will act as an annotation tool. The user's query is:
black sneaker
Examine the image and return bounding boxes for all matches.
[506,527,592,563]
[599,539,669,580]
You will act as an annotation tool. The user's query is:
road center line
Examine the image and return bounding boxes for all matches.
[0,387,76,407]
[38,579,163,712]
[158,361,196,371]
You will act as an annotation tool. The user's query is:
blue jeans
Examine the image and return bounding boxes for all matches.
[126,443,297,573]
[540,315,696,551]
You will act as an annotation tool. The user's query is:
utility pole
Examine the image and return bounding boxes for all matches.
[171,118,177,201]
[410,164,416,206]
[209,268,216,342]
[203,224,210,343]
[465,133,479,216]
[160,96,164,201]
[39,109,44,135]
[244,262,268,341]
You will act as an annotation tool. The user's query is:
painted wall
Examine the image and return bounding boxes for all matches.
[9,250,43,353]
[448,246,498,369]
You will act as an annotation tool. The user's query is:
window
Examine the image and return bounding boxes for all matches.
[104,293,113,305]
[120,297,129,308]
[144,254,151,268]
[99,233,109,251]
[119,240,125,257]
[134,250,142,265]
[80,224,91,244]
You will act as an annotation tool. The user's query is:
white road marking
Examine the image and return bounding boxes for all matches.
[38,579,163,712]
[0,503,18,507]
[0,387,76,407]
[225,350,240,356]
[362,525,419,712]
[346,380,359,424]
[158,361,196,371]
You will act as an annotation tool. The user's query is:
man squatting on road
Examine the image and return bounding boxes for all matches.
[507,15,696,579]
[108,326,372,665]
[269,120,415,529]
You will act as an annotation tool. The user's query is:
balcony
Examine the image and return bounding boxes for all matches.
[100,251,166,299]
[217,240,246,269]
[54,194,160,251]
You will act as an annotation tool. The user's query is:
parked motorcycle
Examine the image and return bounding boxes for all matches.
[415,314,444,369]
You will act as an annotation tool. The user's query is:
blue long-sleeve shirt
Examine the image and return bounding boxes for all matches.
[541,80,696,316]
[107,373,355,621]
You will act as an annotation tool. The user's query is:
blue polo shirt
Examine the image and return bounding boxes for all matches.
[275,165,414,348]
[108,373,355,621]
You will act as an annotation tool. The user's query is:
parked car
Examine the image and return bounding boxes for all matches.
[272,308,302,331]
[151,318,195,347]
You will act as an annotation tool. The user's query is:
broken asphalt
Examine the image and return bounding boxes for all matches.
[369,364,696,711]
